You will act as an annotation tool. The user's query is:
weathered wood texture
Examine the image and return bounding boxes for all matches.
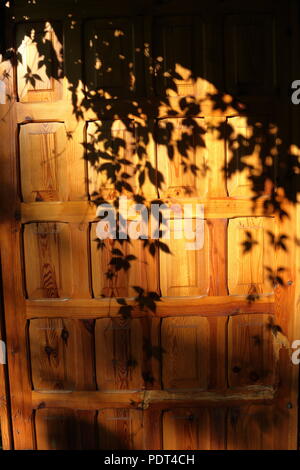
[0,0,298,450]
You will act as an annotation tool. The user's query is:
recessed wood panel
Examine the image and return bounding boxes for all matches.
[228,217,275,295]
[154,16,205,97]
[162,316,227,390]
[90,223,158,298]
[86,120,137,199]
[23,222,73,299]
[84,18,143,98]
[225,14,276,96]
[160,219,209,297]
[163,408,226,450]
[226,116,276,197]
[228,314,276,387]
[227,405,278,450]
[17,22,63,102]
[157,118,208,198]
[35,409,97,450]
[98,409,143,450]
[20,122,85,202]
[95,317,160,391]
[30,319,96,390]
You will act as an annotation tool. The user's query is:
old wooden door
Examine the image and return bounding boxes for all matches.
[0,0,300,450]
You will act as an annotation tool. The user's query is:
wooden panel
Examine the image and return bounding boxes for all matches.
[30,319,95,390]
[225,14,276,96]
[35,409,97,450]
[228,314,276,387]
[157,118,208,198]
[98,409,143,450]
[95,317,160,391]
[226,116,276,197]
[87,120,137,199]
[17,22,63,102]
[90,223,158,298]
[23,222,73,299]
[227,405,280,450]
[84,18,143,98]
[162,316,226,390]
[154,16,205,97]
[163,408,226,450]
[160,219,209,297]
[228,217,275,295]
[19,122,85,202]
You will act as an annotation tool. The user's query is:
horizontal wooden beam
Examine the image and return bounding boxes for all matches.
[32,386,276,410]
[26,295,274,318]
[21,199,273,224]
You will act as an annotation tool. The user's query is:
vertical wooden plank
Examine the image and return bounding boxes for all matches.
[98,408,143,450]
[95,317,160,391]
[30,319,96,390]
[207,219,228,296]
[69,223,90,298]
[139,317,161,391]
[35,409,97,450]
[0,363,12,449]
[228,314,276,387]
[0,57,34,448]
[163,408,226,450]
[204,117,227,197]
[0,290,13,449]
[206,317,227,390]
[273,202,299,449]
[143,410,162,450]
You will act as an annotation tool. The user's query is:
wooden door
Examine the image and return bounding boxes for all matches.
[0,0,299,450]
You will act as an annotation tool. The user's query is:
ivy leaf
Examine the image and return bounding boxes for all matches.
[158,241,171,253]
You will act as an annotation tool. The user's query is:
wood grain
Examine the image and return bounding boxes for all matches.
[98,408,143,450]
[95,317,160,391]
[17,21,63,103]
[159,219,209,297]
[163,408,226,450]
[25,295,275,318]
[161,316,226,390]
[228,217,275,295]
[30,319,96,391]
[23,222,73,299]
[228,314,276,387]
[35,408,97,449]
